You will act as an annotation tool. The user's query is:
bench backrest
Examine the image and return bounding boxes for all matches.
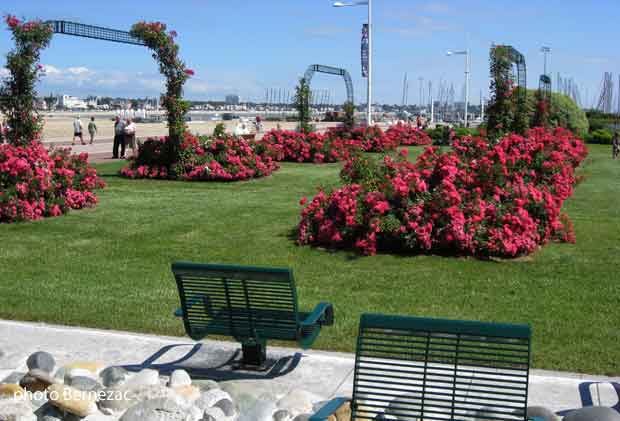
[351,313,532,421]
[172,262,300,342]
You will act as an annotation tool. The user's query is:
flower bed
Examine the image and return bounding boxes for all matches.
[386,123,433,146]
[120,133,278,181]
[260,129,356,163]
[298,128,587,257]
[0,142,105,223]
[325,125,398,152]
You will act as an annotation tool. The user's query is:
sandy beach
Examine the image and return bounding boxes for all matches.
[38,111,340,144]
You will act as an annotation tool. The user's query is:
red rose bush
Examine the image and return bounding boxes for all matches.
[325,125,398,152]
[260,129,356,163]
[298,128,587,257]
[386,123,433,146]
[0,142,106,223]
[120,133,279,181]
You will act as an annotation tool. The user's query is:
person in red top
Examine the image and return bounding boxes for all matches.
[254,115,263,133]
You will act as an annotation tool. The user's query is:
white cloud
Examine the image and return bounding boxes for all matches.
[66,66,92,76]
[0,68,9,78]
[41,65,61,75]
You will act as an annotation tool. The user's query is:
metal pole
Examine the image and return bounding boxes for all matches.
[430,85,434,123]
[464,50,470,127]
[367,0,373,126]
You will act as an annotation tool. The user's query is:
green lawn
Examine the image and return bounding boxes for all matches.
[1,144,619,375]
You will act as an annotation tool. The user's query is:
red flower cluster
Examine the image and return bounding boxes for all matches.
[386,123,433,146]
[298,128,587,257]
[0,142,105,223]
[5,15,20,29]
[325,125,398,152]
[260,129,357,163]
[120,133,279,181]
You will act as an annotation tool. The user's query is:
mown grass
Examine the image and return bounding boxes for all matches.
[0,144,618,375]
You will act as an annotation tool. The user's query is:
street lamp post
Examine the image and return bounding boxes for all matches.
[333,0,372,126]
[541,46,551,77]
[447,49,470,127]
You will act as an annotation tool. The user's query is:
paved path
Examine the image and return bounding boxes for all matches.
[1,320,619,414]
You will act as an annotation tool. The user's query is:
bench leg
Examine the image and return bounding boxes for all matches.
[239,339,270,370]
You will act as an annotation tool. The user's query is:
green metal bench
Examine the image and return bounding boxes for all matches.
[312,313,538,421]
[171,261,334,369]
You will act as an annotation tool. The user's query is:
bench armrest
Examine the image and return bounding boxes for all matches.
[300,302,334,327]
[310,397,350,421]
[173,295,206,318]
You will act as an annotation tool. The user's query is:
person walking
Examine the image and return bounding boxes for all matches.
[613,132,619,159]
[123,118,136,159]
[113,116,126,159]
[72,116,85,146]
[254,115,263,133]
[87,117,97,145]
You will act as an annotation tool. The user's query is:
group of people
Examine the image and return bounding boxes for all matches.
[71,116,136,159]
[112,116,136,159]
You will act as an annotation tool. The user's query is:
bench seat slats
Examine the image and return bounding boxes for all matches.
[346,313,532,421]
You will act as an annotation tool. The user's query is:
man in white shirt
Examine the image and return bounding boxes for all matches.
[72,116,85,146]
[123,118,136,159]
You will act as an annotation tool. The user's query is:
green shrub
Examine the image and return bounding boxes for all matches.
[213,122,226,138]
[525,90,589,136]
[586,129,614,144]
[425,126,444,142]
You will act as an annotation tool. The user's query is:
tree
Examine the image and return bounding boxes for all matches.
[343,101,355,131]
[0,16,53,146]
[294,77,312,133]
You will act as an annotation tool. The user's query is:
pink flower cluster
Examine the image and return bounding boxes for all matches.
[120,133,279,181]
[298,128,587,257]
[260,130,357,163]
[0,142,105,223]
[386,123,433,146]
[325,125,398,152]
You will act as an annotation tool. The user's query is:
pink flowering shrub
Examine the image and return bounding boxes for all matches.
[120,133,278,181]
[386,123,433,146]
[325,125,398,152]
[298,128,587,257]
[0,142,105,223]
[260,129,357,163]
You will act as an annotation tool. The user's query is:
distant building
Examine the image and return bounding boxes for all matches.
[225,95,240,106]
[58,95,88,110]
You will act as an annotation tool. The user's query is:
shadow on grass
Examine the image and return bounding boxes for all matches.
[285,225,516,263]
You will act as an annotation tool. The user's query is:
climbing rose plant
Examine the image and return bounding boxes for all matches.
[130,21,193,170]
[0,15,53,145]
[298,128,587,257]
[0,16,105,223]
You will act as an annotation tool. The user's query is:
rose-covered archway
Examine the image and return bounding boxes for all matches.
[1,16,193,164]
[1,16,198,222]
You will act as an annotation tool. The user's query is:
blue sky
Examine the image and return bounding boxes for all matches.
[1,0,619,105]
